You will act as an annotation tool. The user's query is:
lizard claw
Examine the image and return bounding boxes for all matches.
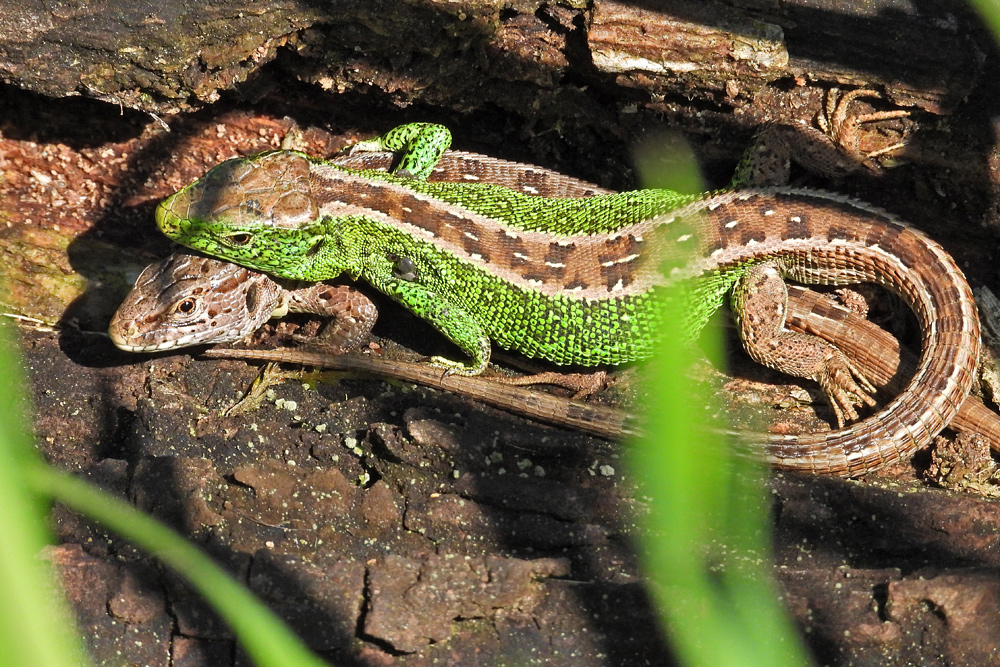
[815,350,879,428]
[429,355,482,377]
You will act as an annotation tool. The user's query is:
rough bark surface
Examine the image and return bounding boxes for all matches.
[0,0,985,117]
[3,0,1000,665]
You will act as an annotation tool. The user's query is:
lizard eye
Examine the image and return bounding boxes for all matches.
[175,298,197,314]
[228,233,252,246]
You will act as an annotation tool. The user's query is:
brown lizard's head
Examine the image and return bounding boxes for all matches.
[109,253,280,352]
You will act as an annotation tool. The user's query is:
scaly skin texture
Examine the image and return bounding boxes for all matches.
[113,149,611,352]
[121,148,1000,455]
[343,122,452,180]
[115,247,1000,449]
[108,252,376,353]
[156,152,686,372]
[201,285,1000,451]
[153,120,983,476]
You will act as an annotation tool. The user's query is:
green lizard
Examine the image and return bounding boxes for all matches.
[158,122,684,374]
[153,104,983,476]
[112,148,611,355]
[112,147,1000,456]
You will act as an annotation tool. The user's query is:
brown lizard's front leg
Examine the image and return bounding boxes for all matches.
[284,282,378,353]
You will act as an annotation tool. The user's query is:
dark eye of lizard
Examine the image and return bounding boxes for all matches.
[228,233,252,246]
[175,298,197,314]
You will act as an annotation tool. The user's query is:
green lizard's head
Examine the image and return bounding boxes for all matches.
[156,151,319,239]
[159,214,341,283]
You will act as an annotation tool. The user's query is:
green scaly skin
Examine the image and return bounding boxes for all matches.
[342,122,452,180]
[151,121,990,476]
[157,124,702,374]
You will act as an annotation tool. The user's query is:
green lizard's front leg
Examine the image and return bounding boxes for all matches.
[343,122,452,180]
[373,273,492,375]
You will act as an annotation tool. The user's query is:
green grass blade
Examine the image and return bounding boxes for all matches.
[0,321,330,666]
[23,463,332,667]
[632,141,811,666]
[0,323,89,667]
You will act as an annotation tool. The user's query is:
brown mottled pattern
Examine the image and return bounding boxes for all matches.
[331,149,613,199]
[313,166,981,474]
[172,153,645,299]
[427,151,611,197]
[501,231,529,267]
[592,188,978,476]
[299,172,979,473]
[108,254,285,351]
[328,151,984,474]
[109,252,375,354]
[781,213,811,241]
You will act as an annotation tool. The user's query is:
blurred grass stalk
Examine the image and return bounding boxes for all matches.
[0,319,331,666]
[0,322,88,667]
[972,0,1000,39]
[630,135,810,666]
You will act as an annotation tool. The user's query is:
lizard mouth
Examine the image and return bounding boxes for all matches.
[107,317,188,352]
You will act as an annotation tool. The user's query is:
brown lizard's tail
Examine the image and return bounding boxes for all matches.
[758,189,980,476]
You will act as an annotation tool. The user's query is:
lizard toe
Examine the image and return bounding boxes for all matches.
[815,351,879,428]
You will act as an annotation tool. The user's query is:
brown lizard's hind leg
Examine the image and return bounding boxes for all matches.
[731,262,878,427]
[734,88,911,188]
